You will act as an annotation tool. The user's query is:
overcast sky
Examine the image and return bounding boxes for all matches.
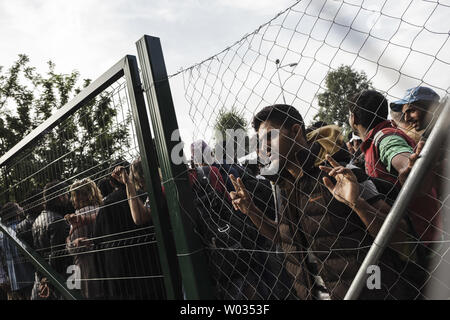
[1,0,449,159]
[0,0,294,79]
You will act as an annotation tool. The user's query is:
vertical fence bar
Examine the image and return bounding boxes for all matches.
[123,55,183,299]
[0,221,82,300]
[136,35,215,299]
[345,99,450,300]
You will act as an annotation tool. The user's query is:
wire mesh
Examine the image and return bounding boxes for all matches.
[0,0,449,301]
[164,0,450,300]
[0,76,167,300]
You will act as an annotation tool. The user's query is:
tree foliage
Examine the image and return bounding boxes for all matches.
[214,106,248,137]
[213,107,249,161]
[314,65,372,133]
[0,55,130,203]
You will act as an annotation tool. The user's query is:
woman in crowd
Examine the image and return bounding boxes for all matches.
[65,178,103,299]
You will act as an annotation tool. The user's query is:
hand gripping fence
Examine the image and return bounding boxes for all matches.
[345,97,450,300]
[0,0,450,301]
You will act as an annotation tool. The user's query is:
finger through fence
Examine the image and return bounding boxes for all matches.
[163,0,450,300]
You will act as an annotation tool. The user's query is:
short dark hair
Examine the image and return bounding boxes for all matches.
[97,178,114,198]
[348,90,388,130]
[0,202,19,222]
[252,104,306,136]
[22,189,44,218]
[44,181,69,212]
[310,121,328,130]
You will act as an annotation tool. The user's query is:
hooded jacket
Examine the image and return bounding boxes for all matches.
[360,120,441,244]
[268,125,423,299]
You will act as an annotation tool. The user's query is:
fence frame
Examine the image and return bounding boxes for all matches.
[345,98,450,300]
[0,55,182,300]
[136,35,215,299]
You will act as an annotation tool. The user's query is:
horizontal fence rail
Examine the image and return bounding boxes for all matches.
[1,0,449,301]
[0,55,181,300]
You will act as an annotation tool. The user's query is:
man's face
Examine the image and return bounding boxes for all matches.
[402,103,427,131]
[349,111,356,132]
[257,121,301,176]
[14,204,25,220]
[352,139,362,151]
[60,194,70,207]
[17,205,25,219]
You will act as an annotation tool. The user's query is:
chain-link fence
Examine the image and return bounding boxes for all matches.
[0,0,449,301]
[162,0,450,300]
[0,56,181,300]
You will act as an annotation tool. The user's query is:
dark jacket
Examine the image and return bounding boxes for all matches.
[31,210,71,276]
[273,143,423,300]
[93,186,166,300]
[17,215,38,248]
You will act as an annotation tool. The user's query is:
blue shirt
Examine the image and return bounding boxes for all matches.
[3,221,36,291]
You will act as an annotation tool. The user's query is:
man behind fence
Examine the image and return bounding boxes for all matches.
[31,181,72,300]
[348,90,441,247]
[229,104,423,300]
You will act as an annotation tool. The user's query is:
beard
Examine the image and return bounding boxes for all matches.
[259,142,318,183]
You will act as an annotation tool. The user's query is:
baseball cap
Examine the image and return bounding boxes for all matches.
[390,86,440,112]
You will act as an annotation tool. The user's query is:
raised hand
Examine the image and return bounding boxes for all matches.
[229,174,256,216]
[398,140,425,185]
[112,166,130,185]
[319,154,360,208]
[73,237,93,248]
[64,213,82,227]
[39,277,50,299]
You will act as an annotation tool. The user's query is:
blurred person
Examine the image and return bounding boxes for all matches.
[390,86,441,134]
[0,234,8,300]
[189,141,290,299]
[93,160,166,300]
[346,131,365,170]
[230,104,423,300]
[31,181,72,300]
[0,202,36,299]
[97,177,115,200]
[111,158,152,226]
[65,178,103,299]
[191,139,237,196]
[348,90,441,246]
[16,189,44,248]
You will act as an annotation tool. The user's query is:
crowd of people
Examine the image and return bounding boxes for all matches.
[0,85,448,300]
[189,85,449,300]
[0,158,166,300]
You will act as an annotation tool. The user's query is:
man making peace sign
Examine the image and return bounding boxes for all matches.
[229,104,426,300]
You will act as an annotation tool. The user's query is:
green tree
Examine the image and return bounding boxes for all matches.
[314,65,372,133]
[0,55,130,203]
[213,106,249,162]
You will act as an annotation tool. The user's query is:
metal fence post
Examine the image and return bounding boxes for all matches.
[0,221,82,300]
[123,55,183,300]
[344,99,450,300]
[136,35,215,299]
